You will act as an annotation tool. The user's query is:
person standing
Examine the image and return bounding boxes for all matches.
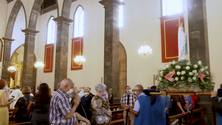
[211,89,222,125]
[4,82,10,99]
[49,78,79,125]
[161,92,171,124]
[91,84,112,125]
[108,88,113,104]
[10,86,33,123]
[0,79,13,125]
[10,85,23,109]
[120,86,136,125]
[127,84,152,125]
[28,83,51,125]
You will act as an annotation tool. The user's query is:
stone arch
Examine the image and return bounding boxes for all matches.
[2,0,27,81]
[61,0,73,18]
[119,42,127,98]
[5,0,27,38]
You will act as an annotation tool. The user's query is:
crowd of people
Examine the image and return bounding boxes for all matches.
[0,78,222,125]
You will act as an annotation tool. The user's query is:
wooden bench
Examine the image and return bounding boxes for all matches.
[110,119,124,125]
[187,108,205,125]
[9,122,31,125]
[168,112,189,125]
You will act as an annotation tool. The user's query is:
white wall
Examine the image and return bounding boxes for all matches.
[3,0,222,94]
[67,0,104,94]
[0,0,7,38]
[206,0,222,90]
[11,7,26,56]
[35,10,57,91]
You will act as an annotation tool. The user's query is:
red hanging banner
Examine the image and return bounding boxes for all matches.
[160,13,184,62]
[44,44,54,73]
[71,37,83,70]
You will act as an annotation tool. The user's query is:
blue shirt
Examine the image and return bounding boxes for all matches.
[161,95,171,114]
[133,93,145,112]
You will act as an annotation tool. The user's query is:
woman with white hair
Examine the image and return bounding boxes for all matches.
[91,84,112,125]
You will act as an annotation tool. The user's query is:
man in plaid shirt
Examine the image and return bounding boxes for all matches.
[120,86,136,125]
[50,78,79,125]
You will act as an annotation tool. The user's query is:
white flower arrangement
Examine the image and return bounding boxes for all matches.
[186,66,190,70]
[194,64,198,68]
[181,71,186,75]
[189,72,193,76]
[156,60,215,91]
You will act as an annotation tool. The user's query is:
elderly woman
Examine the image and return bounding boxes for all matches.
[91,84,112,125]
[10,86,33,123]
[70,87,91,125]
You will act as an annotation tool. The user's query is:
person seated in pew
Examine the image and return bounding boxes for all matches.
[211,89,222,125]
[108,88,113,104]
[120,86,136,125]
[10,86,33,124]
[9,85,23,109]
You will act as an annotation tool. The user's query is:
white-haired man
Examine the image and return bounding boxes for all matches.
[50,78,79,125]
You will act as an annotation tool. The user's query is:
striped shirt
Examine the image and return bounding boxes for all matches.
[49,88,76,125]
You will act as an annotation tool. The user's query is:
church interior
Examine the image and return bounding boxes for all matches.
[0,0,222,124]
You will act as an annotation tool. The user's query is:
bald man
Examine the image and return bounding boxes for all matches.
[50,78,80,125]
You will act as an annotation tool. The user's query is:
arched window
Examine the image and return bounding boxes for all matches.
[47,17,56,44]
[74,6,84,38]
[119,0,123,28]
[162,0,183,16]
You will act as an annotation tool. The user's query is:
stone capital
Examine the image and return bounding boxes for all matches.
[53,16,73,24]
[99,0,124,7]
[7,0,14,4]
[2,37,15,43]
[22,28,39,35]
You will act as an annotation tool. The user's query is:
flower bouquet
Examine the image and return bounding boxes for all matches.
[156,60,215,91]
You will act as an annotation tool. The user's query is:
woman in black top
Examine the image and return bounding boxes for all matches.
[28,83,51,125]
[108,88,113,104]
[10,86,33,124]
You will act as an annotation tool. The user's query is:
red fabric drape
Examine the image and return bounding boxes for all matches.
[160,13,184,62]
[44,44,54,73]
[71,37,83,70]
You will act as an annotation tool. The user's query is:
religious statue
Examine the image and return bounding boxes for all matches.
[178,23,188,61]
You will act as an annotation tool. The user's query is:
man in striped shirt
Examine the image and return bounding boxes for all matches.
[50,78,79,125]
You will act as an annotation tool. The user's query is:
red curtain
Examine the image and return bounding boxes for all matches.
[44,44,54,73]
[71,37,83,70]
[160,13,184,62]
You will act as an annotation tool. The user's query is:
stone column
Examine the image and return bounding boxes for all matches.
[21,28,39,90]
[187,0,210,66]
[53,16,72,89]
[1,37,14,82]
[187,0,212,124]
[99,0,124,99]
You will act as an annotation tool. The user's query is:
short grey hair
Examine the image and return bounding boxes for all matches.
[95,84,106,93]
[135,84,143,92]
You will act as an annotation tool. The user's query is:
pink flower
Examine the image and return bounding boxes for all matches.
[198,72,205,82]
[164,71,175,82]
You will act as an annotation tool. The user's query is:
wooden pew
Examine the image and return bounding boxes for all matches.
[110,109,124,125]
[168,112,189,125]
[9,122,30,125]
[185,108,206,125]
